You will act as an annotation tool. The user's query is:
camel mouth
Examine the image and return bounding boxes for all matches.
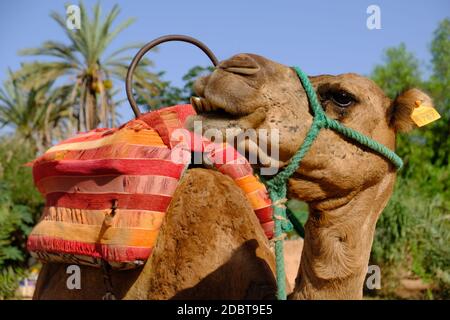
[190,95,246,118]
[188,96,284,174]
[190,96,222,114]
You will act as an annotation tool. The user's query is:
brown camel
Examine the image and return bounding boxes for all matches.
[33,53,431,300]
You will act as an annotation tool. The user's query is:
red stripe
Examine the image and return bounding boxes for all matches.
[37,174,179,196]
[217,163,254,180]
[254,206,274,224]
[174,104,197,125]
[27,236,152,262]
[33,159,186,183]
[261,221,274,239]
[207,145,242,167]
[140,104,196,129]
[141,111,170,145]
[45,192,172,211]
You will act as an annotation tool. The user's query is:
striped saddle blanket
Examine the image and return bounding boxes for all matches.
[27,104,274,269]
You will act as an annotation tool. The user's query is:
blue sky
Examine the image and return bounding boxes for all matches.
[0,0,448,121]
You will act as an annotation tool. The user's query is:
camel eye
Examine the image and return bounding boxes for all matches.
[330,91,354,107]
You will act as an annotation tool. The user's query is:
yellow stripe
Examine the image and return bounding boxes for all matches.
[47,129,166,153]
[31,220,159,247]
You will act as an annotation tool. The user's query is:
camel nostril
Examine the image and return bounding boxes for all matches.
[218,54,260,75]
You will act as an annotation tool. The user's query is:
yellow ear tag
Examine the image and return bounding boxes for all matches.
[411,100,441,127]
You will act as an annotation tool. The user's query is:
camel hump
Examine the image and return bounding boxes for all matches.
[125,168,278,300]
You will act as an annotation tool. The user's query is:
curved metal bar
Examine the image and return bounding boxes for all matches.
[126,34,219,117]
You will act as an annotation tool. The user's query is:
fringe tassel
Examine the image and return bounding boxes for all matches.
[27,236,152,263]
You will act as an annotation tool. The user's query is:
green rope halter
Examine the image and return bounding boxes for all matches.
[266,66,403,300]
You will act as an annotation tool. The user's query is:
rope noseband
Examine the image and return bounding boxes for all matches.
[267,66,403,300]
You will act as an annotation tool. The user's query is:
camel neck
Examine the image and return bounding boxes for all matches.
[290,173,396,299]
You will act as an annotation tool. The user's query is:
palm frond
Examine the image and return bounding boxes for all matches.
[7,2,163,133]
[19,41,81,66]
[104,42,149,64]
[14,62,76,89]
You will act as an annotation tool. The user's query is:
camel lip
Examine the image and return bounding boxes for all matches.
[190,94,258,119]
[191,96,216,114]
[190,96,238,118]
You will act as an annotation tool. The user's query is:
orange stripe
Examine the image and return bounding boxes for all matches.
[235,175,266,194]
[41,206,165,229]
[46,128,166,152]
[160,110,181,126]
[246,190,272,210]
[31,220,159,247]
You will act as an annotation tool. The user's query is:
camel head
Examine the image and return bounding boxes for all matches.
[187,54,434,298]
[187,53,431,205]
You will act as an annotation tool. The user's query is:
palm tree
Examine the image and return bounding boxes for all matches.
[0,72,72,154]
[17,2,161,132]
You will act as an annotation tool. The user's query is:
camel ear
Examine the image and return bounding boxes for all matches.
[389,88,433,133]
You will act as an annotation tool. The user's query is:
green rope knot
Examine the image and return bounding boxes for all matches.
[280,218,293,233]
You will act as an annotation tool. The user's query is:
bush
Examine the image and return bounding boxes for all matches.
[369,20,450,298]
[371,163,450,299]
[0,267,27,300]
[0,137,43,299]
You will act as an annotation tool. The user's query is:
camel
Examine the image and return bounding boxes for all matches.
[32,53,431,300]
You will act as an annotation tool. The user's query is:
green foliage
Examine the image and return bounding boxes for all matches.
[142,66,214,110]
[0,73,73,154]
[370,19,450,299]
[17,1,163,131]
[371,43,422,99]
[426,19,450,166]
[430,19,450,85]
[372,167,450,298]
[0,187,33,265]
[0,267,27,300]
[0,137,43,299]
